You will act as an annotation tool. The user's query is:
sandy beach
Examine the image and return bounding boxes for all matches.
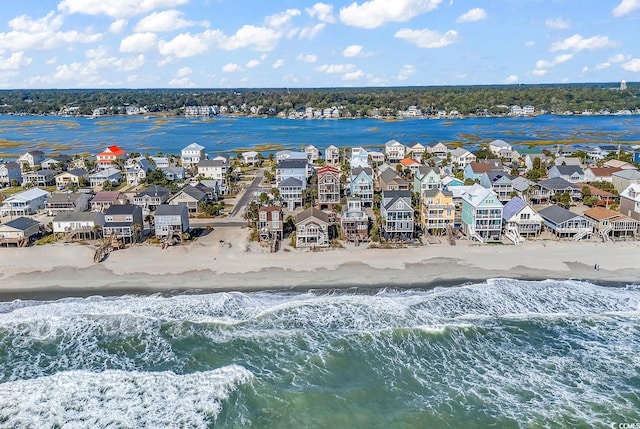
[1,226,639,300]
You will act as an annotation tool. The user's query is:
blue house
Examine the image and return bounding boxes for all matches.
[350,167,374,205]
[460,184,503,243]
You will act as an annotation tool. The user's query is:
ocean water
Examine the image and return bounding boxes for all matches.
[1,114,640,157]
[0,279,639,428]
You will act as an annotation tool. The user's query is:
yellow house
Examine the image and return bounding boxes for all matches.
[421,189,455,235]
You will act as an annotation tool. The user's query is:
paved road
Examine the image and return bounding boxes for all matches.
[230,170,264,217]
[189,219,246,228]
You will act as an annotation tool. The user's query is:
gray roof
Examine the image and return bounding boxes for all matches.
[3,217,40,231]
[424,189,452,198]
[155,204,187,216]
[538,177,580,191]
[382,190,412,210]
[136,185,170,198]
[277,159,308,169]
[511,176,533,193]
[198,159,226,167]
[552,165,583,175]
[502,196,527,220]
[416,165,440,176]
[296,207,329,224]
[538,205,584,224]
[105,204,139,215]
[67,168,88,177]
[486,171,512,183]
[279,177,303,187]
[612,169,640,180]
[47,192,85,203]
[53,212,102,222]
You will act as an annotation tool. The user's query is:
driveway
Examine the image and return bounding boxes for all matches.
[230,170,264,217]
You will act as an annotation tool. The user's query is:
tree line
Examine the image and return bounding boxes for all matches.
[0,83,638,116]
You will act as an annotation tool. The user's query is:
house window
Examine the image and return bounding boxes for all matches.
[520,213,531,220]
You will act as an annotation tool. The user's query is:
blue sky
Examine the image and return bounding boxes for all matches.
[0,0,639,89]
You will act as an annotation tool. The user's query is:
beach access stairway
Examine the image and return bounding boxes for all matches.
[573,228,592,241]
[504,224,525,245]
[599,224,613,242]
[467,224,484,244]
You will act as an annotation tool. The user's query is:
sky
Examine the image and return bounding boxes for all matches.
[0,0,639,89]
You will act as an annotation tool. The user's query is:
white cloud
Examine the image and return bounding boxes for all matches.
[297,53,318,63]
[265,9,300,28]
[45,56,58,64]
[612,0,640,17]
[0,51,32,70]
[53,47,145,82]
[306,3,336,23]
[109,19,127,33]
[168,76,194,87]
[272,59,285,69]
[545,17,570,29]
[581,66,589,73]
[134,10,195,32]
[531,69,547,76]
[222,63,241,73]
[0,11,103,52]
[299,23,325,39]
[621,58,640,72]
[456,8,486,23]
[396,64,416,81]
[394,28,458,48]
[158,32,210,58]
[120,32,157,52]
[343,69,364,80]
[608,53,629,63]
[316,63,357,74]
[596,62,611,70]
[340,0,441,29]
[58,0,189,18]
[220,25,282,51]
[504,75,518,84]
[343,44,363,57]
[175,66,191,78]
[535,53,573,69]
[246,59,260,68]
[525,41,535,47]
[550,34,616,52]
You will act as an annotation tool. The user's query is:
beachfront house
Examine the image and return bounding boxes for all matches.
[276,159,310,187]
[349,167,374,205]
[530,177,581,204]
[258,205,284,244]
[125,158,154,186]
[450,148,477,169]
[548,165,584,183]
[385,140,406,163]
[197,159,228,188]
[341,197,369,243]
[538,205,593,240]
[399,158,422,176]
[612,170,640,193]
[583,167,621,183]
[89,167,122,188]
[91,191,128,213]
[583,207,638,241]
[168,183,216,213]
[489,139,514,161]
[18,150,45,170]
[378,168,409,192]
[414,166,442,194]
[305,145,320,162]
[317,165,341,210]
[479,172,514,203]
[381,189,414,242]
[21,169,56,187]
[279,177,304,210]
[181,143,206,167]
[241,151,259,166]
[324,145,340,166]
[52,212,105,241]
[460,184,503,243]
[96,145,126,169]
[154,204,189,240]
[0,217,41,246]
[45,192,91,215]
[0,187,50,216]
[620,184,640,221]
[133,185,171,210]
[0,162,22,187]
[295,207,330,248]
[55,168,88,190]
[408,143,426,161]
[102,204,143,244]
[420,189,455,236]
[501,196,543,243]
[426,142,448,159]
